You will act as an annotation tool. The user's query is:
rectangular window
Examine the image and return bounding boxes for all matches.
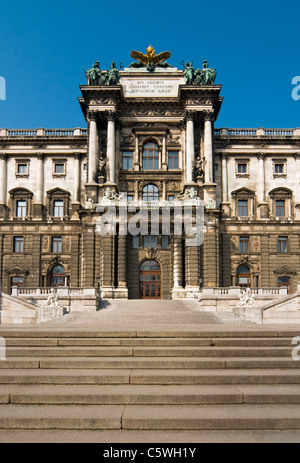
[168,195,174,202]
[17,164,28,174]
[51,236,62,253]
[239,236,249,253]
[13,236,24,253]
[144,236,158,248]
[275,163,284,174]
[122,151,133,170]
[168,151,179,170]
[276,200,285,217]
[54,163,65,174]
[238,200,248,217]
[161,236,169,249]
[16,200,26,217]
[237,163,247,174]
[11,276,24,287]
[278,277,290,293]
[278,236,288,253]
[53,200,64,217]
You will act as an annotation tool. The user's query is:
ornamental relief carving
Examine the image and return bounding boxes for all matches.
[90,99,116,105]
[121,109,183,117]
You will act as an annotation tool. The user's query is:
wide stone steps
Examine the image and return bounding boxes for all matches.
[0,328,300,434]
[2,404,300,430]
[1,384,300,405]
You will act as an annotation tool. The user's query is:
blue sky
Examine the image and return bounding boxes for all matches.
[0,0,299,129]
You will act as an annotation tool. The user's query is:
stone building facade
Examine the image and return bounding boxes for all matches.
[0,52,299,299]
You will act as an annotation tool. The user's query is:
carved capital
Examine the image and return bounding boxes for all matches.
[106,110,117,123]
[88,111,98,123]
[185,110,195,122]
[257,152,265,160]
[294,152,300,161]
[203,111,214,122]
[73,151,82,160]
[0,152,7,161]
[35,151,44,160]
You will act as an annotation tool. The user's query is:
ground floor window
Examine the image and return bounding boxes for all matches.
[278,276,290,293]
[236,264,251,287]
[50,265,66,287]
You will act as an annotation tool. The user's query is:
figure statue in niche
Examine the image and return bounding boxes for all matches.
[195,157,204,177]
[98,157,106,176]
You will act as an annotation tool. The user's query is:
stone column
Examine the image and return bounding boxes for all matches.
[295,154,300,219]
[107,111,116,184]
[221,153,228,203]
[185,111,195,184]
[204,112,214,183]
[73,153,81,203]
[134,133,140,171]
[35,152,44,204]
[257,153,265,203]
[117,234,128,298]
[257,153,269,218]
[173,237,183,289]
[88,111,98,184]
[33,152,44,218]
[221,153,230,216]
[185,243,199,289]
[162,134,167,170]
[0,153,7,205]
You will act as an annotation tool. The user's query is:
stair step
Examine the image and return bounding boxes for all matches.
[1,329,300,338]
[1,384,300,405]
[0,404,123,429]
[0,368,300,385]
[1,356,299,369]
[121,404,300,430]
[4,346,294,357]
[1,404,300,430]
[0,384,242,405]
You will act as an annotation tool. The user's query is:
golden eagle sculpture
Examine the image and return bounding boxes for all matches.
[129,45,173,71]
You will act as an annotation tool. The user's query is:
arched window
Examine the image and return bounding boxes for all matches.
[50,265,66,287]
[236,264,251,287]
[142,141,159,170]
[142,184,159,201]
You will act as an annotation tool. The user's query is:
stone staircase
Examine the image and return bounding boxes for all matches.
[0,325,300,437]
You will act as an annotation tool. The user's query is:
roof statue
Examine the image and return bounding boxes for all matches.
[129,45,173,72]
[181,59,217,85]
[84,61,122,85]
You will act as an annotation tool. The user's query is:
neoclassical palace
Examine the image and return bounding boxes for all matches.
[0,48,299,300]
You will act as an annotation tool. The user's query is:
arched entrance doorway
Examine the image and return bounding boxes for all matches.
[139,260,161,299]
[236,264,251,287]
[50,265,66,287]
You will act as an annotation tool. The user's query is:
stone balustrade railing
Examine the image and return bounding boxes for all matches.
[201,287,288,296]
[215,128,299,137]
[0,128,87,137]
[12,286,98,297]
